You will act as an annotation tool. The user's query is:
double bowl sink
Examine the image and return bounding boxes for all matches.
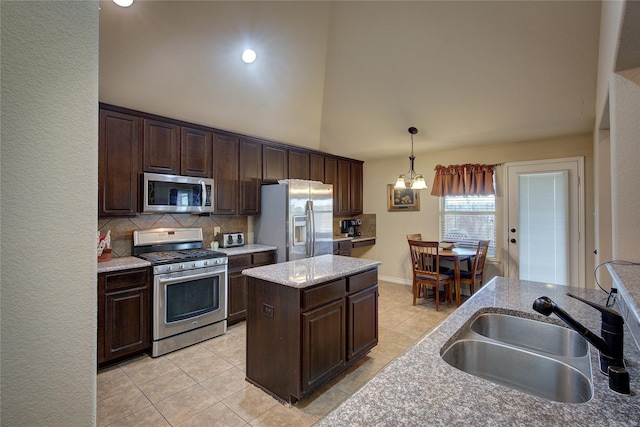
[440,309,593,403]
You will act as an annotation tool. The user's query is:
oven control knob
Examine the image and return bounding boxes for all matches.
[167,266,173,272]
[203,261,209,266]
[179,264,185,270]
[192,262,197,267]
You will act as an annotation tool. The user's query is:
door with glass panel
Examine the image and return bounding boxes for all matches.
[505,158,584,287]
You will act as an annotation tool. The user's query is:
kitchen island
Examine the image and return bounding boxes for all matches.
[242,254,382,404]
[318,277,640,425]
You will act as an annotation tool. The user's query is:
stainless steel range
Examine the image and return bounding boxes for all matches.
[133,227,228,357]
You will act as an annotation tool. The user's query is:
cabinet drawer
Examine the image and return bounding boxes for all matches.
[103,268,149,292]
[253,250,276,266]
[303,279,346,310]
[229,254,252,270]
[347,269,377,294]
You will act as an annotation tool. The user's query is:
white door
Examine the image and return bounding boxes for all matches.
[504,158,585,287]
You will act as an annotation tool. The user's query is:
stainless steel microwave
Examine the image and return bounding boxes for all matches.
[143,173,214,213]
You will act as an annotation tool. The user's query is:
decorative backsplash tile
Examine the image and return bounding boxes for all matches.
[333,214,376,239]
[98,214,248,257]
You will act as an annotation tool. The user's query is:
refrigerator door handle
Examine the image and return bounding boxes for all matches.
[307,200,315,257]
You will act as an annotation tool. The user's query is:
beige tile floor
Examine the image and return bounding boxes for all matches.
[97,280,462,426]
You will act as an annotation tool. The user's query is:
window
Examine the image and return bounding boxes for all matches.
[439,195,496,257]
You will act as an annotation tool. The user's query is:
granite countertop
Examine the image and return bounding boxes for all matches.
[241,254,382,288]
[215,244,278,256]
[318,277,640,425]
[97,256,151,273]
[333,236,376,243]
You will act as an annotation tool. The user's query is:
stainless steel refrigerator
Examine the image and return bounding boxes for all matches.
[255,180,333,263]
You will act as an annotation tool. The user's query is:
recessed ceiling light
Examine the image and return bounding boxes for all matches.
[242,49,257,64]
[113,0,133,7]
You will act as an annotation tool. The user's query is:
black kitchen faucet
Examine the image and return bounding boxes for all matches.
[533,293,631,395]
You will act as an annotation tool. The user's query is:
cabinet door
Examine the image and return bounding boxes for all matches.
[302,298,346,392]
[336,159,351,215]
[350,161,364,214]
[98,268,150,365]
[143,119,180,174]
[239,138,262,215]
[213,134,238,215]
[324,156,338,213]
[289,149,310,180]
[99,109,140,216]
[347,285,378,362]
[181,127,212,177]
[104,287,150,362]
[263,144,288,183]
[228,271,248,325]
[310,154,325,183]
[212,133,239,214]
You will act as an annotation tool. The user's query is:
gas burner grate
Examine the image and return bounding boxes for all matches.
[137,248,225,264]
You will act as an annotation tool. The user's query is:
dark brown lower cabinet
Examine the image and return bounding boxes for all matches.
[227,250,277,325]
[246,267,378,404]
[333,240,352,256]
[98,267,150,366]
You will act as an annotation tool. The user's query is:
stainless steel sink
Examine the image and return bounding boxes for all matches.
[441,310,593,403]
[470,313,589,357]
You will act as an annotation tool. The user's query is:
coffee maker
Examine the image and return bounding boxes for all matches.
[340,219,362,237]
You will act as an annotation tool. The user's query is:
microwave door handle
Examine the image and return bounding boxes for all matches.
[201,181,206,208]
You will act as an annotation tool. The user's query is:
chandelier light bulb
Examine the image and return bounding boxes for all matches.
[113,0,134,7]
[242,49,257,64]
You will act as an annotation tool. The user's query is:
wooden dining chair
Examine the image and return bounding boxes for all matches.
[460,240,490,295]
[406,233,422,241]
[407,240,453,310]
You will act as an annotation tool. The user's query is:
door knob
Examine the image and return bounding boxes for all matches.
[510,238,517,244]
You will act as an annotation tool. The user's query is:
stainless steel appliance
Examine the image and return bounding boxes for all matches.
[143,172,214,213]
[216,232,244,248]
[255,180,333,263]
[340,219,362,237]
[133,227,227,357]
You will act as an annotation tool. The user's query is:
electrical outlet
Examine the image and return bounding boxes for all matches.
[214,227,220,236]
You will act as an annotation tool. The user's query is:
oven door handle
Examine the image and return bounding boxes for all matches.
[157,269,225,286]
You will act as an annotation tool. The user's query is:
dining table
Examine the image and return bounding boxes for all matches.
[439,247,477,307]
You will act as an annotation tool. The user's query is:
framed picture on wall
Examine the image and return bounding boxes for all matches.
[387,184,420,211]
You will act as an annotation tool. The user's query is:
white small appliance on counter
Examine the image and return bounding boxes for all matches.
[216,232,245,248]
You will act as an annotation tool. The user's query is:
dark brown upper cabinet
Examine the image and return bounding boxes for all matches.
[98,104,364,217]
[239,138,263,215]
[181,127,212,178]
[324,156,339,213]
[99,109,140,217]
[212,133,239,215]
[143,119,180,174]
[263,143,288,183]
[350,161,364,214]
[310,154,325,183]
[289,149,310,180]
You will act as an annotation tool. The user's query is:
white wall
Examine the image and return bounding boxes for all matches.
[610,69,640,261]
[1,2,98,425]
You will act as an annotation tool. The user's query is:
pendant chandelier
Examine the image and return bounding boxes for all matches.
[394,127,427,190]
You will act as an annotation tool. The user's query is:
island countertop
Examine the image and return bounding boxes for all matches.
[318,277,640,426]
[241,254,381,288]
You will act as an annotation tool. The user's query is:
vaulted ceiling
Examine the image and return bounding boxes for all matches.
[99,1,602,161]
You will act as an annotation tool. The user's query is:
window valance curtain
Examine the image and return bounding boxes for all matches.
[430,164,495,197]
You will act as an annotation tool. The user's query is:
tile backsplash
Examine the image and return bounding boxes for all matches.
[99,212,376,258]
[98,214,248,257]
[333,214,376,238]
